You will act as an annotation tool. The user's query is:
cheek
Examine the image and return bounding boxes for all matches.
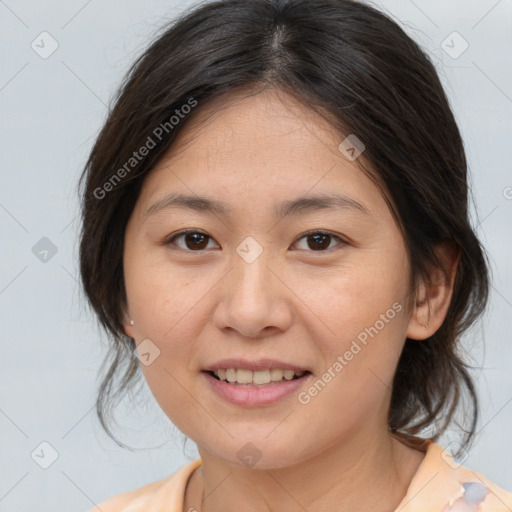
[125,250,210,340]
[297,247,409,404]
[302,249,408,346]
[129,273,205,373]
[125,260,218,426]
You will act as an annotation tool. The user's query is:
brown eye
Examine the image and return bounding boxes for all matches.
[293,231,345,252]
[164,230,345,253]
[166,230,218,251]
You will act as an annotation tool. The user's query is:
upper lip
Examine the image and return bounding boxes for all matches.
[203,358,310,372]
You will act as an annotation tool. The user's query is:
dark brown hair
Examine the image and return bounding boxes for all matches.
[78,0,490,450]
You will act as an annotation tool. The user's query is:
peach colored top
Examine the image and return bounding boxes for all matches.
[89,442,512,512]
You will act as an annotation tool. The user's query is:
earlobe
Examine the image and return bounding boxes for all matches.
[405,243,460,340]
[122,313,136,338]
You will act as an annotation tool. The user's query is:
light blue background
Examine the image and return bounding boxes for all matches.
[1,0,511,510]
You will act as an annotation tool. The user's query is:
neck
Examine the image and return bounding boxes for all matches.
[185,427,425,512]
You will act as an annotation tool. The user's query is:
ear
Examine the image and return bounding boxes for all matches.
[121,310,136,339]
[406,242,460,340]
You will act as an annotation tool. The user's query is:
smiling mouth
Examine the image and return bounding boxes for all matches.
[205,369,310,386]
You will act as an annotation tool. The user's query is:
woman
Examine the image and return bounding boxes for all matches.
[79,0,512,510]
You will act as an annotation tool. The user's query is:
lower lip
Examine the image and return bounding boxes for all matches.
[202,371,311,407]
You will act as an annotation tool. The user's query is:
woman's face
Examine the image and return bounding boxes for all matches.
[123,88,417,468]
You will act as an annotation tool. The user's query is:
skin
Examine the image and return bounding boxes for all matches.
[123,87,459,512]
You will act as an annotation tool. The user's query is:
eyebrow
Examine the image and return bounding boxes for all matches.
[144,192,372,220]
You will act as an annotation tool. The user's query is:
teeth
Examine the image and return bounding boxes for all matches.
[283,369,295,380]
[236,369,253,384]
[270,368,284,381]
[225,368,237,383]
[253,370,271,384]
[212,368,306,385]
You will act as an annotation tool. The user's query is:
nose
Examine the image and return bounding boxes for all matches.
[213,247,293,339]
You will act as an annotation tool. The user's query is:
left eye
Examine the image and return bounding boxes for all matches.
[164,230,345,252]
[293,231,345,251]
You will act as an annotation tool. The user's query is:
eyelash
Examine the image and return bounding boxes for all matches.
[163,229,348,253]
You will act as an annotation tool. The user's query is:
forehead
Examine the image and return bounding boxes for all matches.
[162,87,342,167]
[135,88,387,221]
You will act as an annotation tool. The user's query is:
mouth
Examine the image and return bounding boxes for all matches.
[202,366,312,407]
[204,368,310,387]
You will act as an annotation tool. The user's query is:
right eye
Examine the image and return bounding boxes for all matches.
[164,230,220,251]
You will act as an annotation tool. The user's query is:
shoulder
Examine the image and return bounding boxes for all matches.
[396,441,512,512]
[87,458,202,512]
